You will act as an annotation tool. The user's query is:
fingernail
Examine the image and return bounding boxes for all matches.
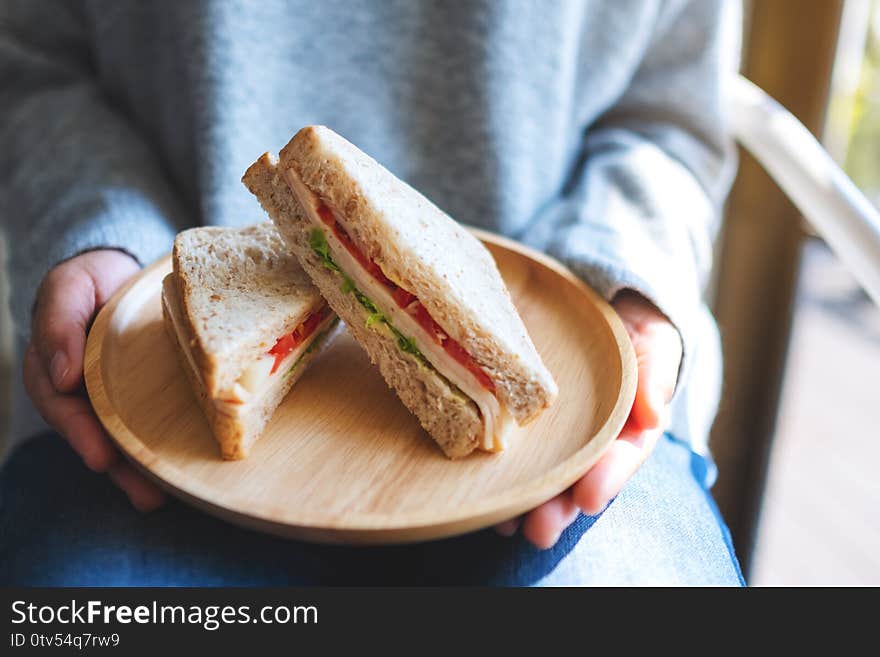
[495,519,520,537]
[543,531,563,550]
[584,499,611,517]
[50,351,69,389]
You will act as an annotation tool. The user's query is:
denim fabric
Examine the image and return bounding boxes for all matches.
[538,434,742,585]
[0,433,742,586]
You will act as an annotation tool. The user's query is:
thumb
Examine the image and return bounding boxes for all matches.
[613,291,682,432]
[33,250,139,393]
[628,321,682,431]
[32,262,97,393]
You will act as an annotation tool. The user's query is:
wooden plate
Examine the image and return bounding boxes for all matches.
[84,230,636,544]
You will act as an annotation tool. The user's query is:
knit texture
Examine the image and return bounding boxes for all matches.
[0,0,740,453]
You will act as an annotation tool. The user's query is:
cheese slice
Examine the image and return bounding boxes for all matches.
[215,312,337,416]
[163,281,335,418]
[285,168,514,451]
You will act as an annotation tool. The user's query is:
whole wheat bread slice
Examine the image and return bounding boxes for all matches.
[241,161,482,458]
[161,274,339,459]
[243,127,558,457]
[173,223,325,399]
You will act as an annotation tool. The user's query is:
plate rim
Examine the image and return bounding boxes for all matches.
[84,229,637,543]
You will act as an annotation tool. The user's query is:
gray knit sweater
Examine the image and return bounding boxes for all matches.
[0,0,739,454]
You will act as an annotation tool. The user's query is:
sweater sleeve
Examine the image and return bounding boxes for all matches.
[0,0,190,337]
[519,0,740,390]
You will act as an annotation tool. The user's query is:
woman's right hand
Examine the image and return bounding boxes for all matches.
[23,249,166,511]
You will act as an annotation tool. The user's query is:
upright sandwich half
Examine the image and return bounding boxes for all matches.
[243,126,557,459]
[161,223,340,459]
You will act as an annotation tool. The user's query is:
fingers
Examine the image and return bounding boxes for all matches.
[494,517,521,537]
[25,250,159,512]
[23,344,119,472]
[612,291,682,432]
[31,264,96,393]
[24,343,166,513]
[572,428,662,515]
[501,293,678,550]
[498,427,663,547]
[628,328,680,430]
[107,461,166,512]
[521,490,580,550]
[629,352,667,430]
[31,251,140,394]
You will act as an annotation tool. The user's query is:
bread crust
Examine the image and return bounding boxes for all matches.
[243,155,482,458]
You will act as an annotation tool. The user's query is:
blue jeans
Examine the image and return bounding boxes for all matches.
[0,433,743,586]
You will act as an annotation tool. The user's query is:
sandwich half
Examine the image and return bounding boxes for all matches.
[161,222,340,459]
[243,126,557,459]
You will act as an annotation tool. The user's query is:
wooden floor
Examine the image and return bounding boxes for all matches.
[751,241,880,585]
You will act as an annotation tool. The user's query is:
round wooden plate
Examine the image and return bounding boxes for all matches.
[84,230,636,545]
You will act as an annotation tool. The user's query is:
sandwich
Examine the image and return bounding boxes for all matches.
[242,126,558,459]
[161,222,340,459]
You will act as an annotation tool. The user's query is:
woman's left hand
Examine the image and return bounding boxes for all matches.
[494,290,683,548]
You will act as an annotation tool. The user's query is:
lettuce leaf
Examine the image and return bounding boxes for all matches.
[310,228,340,272]
[390,327,427,364]
[309,228,429,366]
[365,312,384,328]
[353,290,380,314]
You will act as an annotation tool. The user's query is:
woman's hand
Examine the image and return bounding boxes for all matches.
[495,290,683,548]
[23,249,166,511]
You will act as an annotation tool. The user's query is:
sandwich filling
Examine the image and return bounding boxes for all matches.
[284,168,513,451]
[217,304,337,412]
[163,277,336,417]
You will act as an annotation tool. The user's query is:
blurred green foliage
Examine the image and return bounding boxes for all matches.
[838,2,880,204]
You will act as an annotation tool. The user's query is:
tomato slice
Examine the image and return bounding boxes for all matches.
[391,286,417,308]
[317,204,336,227]
[297,305,330,341]
[316,201,496,393]
[333,224,389,284]
[408,302,443,345]
[267,333,297,374]
[442,339,496,393]
[267,305,330,374]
